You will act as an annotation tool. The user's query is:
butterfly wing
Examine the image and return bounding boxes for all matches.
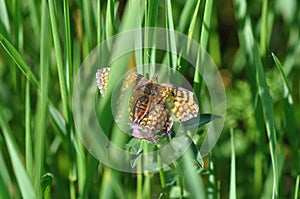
[96,67,110,96]
[159,83,199,121]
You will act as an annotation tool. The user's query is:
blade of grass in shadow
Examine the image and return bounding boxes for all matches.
[182,147,205,198]
[33,0,49,194]
[229,129,236,199]
[0,106,37,198]
[0,153,11,198]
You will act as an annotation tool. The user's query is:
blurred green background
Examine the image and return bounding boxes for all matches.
[0,0,299,198]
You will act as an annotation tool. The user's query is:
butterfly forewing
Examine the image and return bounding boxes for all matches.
[159,83,199,122]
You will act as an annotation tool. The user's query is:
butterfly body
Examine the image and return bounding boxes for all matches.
[96,67,199,143]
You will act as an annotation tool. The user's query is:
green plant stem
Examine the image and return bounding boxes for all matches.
[137,150,143,199]
[158,154,169,198]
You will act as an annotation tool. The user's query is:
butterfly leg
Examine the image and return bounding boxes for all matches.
[145,133,158,144]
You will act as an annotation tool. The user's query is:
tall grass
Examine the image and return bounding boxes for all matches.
[0,0,299,198]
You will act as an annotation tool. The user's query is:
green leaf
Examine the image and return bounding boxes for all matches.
[182,113,222,130]
[41,173,53,199]
[0,106,37,198]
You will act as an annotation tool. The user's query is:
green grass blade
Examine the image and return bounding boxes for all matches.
[0,25,70,151]
[200,0,213,51]
[63,0,73,96]
[0,153,12,198]
[272,53,293,103]
[208,3,221,66]
[186,0,201,51]
[27,0,40,39]
[0,0,10,33]
[259,0,268,57]
[25,77,33,179]
[0,33,39,89]
[206,153,217,198]
[176,0,197,33]
[260,150,284,199]
[251,30,278,198]
[80,155,97,199]
[0,107,37,198]
[229,129,236,199]
[272,52,298,176]
[148,0,159,27]
[165,0,177,69]
[182,148,205,198]
[193,0,213,98]
[48,0,69,124]
[294,175,300,199]
[33,0,50,194]
[97,0,102,43]
[233,0,278,197]
[82,0,93,49]
[105,0,115,39]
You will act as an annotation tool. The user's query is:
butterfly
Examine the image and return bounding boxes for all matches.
[96,67,199,143]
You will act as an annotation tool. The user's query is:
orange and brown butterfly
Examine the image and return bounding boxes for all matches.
[96,67,199,143]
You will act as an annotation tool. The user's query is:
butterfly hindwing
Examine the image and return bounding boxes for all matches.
[96,67,110,96]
